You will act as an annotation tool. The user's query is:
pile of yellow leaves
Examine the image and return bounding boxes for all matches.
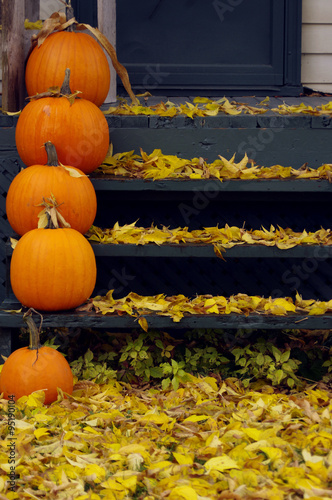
[98,149,332,181]
[104,96,269,118]
[271,101,332,116]
[88,223,332,251]
[1,375,332,499]
[103,96,332,119]
[84,291,332,325]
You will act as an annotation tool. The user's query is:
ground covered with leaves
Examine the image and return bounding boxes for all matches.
[1,323,332,499]
[1,372,332,500]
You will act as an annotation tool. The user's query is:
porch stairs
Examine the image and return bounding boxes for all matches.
[1,94,332,356]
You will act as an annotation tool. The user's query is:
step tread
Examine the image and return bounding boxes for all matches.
[0,307,331,330]
[90,178,332,192]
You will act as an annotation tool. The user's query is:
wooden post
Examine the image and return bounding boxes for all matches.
[97,0,117,103]
[25,0,39,22]
[1,0,25,112]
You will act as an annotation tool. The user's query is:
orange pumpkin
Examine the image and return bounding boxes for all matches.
[6,142,97,236]
[16,69,109,174]
[10,225,97,311]
[0,313,73,405]
[25,30,110,107]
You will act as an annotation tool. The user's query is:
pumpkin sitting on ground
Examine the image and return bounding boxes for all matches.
[6,141,97,236]
[0,312,73,405]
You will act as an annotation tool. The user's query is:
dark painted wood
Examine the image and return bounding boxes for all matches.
[284,0,302,88]
[73,0,302,94]
[108,128,332,168]
[71,0,97,26]
[0,327,13,358]
[115,0,302,95]
[0,310,331,331]
[90,244,332,259]
[6,240,332,259]
[91,178,332,193]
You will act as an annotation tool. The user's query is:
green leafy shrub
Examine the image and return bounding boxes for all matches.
[16,325,332,390]
[231,339,302,388]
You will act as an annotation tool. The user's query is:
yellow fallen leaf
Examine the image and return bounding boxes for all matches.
[204,455,239,472]
[183,415,209,423]
[273,298,296,312]
[172,452,194,465]
[34,428,50,439]
[138,316,149,332]
[169,485,198,500]
[83,463,106,483]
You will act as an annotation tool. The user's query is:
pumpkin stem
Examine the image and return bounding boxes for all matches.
[60,68,72,95]
[66,1,76,32]
[44,142,59,167]
[23,310,42,351]
[46,211,55,229]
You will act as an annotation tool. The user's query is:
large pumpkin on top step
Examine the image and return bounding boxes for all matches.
[15,69,109,174]
[25,31,110,107]
[6,142,97,236]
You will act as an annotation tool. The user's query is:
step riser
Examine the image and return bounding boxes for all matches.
[109,127,332,168]
[1,114,332,168]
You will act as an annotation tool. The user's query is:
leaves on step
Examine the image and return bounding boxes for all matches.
[104,95,332,118]
[272,101,332,116]
[103,96,269,117]
[87,222,332,250]
[98,148,332,181]
[82,290,332,324]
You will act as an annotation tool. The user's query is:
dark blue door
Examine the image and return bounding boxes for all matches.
[71,0,302,95]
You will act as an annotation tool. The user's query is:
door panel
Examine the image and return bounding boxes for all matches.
[116,0,285,91]
[71,0,302,94]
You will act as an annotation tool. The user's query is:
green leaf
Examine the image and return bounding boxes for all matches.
[84,349,94,363]
[287,377,295,388]
[281,362,293,373]
[155,339,164,350]
[172,376,180,390]
[232,348,244,361]
[43,337,60,350]
[280,350,291,363]
[161,363,172,375]
[271,346,281,362]
[274,369,285,385]
[150,366,163,378]
[162,377,171,390]
[256,353,265,366]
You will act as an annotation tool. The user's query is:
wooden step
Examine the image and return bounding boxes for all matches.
[1,96,332,168]
[0,307,331,331]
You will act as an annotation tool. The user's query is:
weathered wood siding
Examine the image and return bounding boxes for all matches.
[302,0,332,93]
